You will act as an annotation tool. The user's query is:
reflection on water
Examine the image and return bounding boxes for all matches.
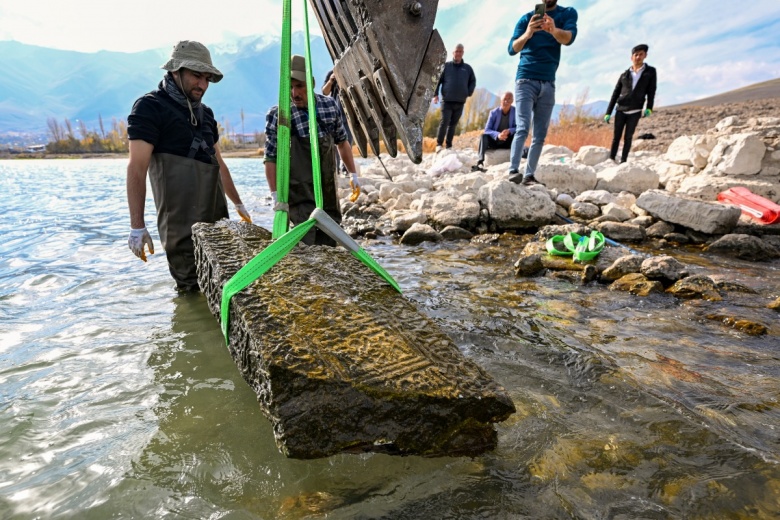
[1,159,779,519]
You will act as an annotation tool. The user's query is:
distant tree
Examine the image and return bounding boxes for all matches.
[47,118,63,142]
[240,108,245,145]
[423,106,441,138]
[458,88,497,133]
[44,116,128,154]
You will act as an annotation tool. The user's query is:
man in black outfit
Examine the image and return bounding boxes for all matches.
[604,44,657,163]
[126,41,250,291]
[433,43,476,152]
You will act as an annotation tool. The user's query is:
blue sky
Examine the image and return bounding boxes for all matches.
[2,0,779,106]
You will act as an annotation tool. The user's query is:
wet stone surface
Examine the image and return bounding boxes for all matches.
[192,220,515,458]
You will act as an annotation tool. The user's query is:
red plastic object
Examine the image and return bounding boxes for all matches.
[717,187,780,225]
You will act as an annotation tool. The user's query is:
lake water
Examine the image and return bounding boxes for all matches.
[1,158,779,519]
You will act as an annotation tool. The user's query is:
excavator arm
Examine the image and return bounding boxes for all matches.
[309,0,445,164]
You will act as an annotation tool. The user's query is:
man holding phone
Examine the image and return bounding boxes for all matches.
[507,0,578,185]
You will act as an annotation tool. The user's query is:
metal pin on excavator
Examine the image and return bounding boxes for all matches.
[308,0,446,164]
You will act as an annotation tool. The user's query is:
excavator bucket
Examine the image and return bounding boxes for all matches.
[309,0,446,164]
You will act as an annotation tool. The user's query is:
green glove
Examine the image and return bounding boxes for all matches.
[603,114,611,123]
[643,109,652,117]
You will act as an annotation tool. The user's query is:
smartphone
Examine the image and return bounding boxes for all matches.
[534,3,546,19]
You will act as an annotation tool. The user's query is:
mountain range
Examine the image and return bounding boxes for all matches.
[0,35,334,144]
[2,36,614,148]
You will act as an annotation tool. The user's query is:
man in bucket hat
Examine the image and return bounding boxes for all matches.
[263,54,358,246]
[126,40,251,292]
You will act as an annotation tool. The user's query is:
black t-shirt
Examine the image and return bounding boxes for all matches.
[127,86,219,164]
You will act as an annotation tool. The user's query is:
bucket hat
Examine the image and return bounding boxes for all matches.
[161,40,223,83]
[291,54,308,83]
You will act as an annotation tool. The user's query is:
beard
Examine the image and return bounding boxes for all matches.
[545,0,557,8]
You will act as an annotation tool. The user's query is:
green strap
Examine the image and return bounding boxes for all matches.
[302,1,324,209]
[220,220,316,340]
[272,0,292,238]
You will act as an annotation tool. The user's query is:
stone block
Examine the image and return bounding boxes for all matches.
[193,220,515,459]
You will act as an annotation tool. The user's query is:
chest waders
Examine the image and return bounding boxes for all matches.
[148,115,229,290]
[289,132,339,246]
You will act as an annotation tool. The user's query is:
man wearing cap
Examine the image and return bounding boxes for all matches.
[264,55,358,246]
[604,44,657,163]
[126,40,251,292]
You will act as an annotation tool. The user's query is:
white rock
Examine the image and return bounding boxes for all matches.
[575,189,616,205]
[535,160,598,195]
[484,148,511,166]
[574,145,611,166]
[614,191,637,209]
[709,133,766,176]
[666,136,696,166]
[391,210,428,232]
[596,163,660,195]
[601,203,634,222]
[478,180,557,229]
[556,193,575,209]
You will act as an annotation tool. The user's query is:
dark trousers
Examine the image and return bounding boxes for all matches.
[477,133,514,163]
[610,111,642,162]
[436,101,465,148]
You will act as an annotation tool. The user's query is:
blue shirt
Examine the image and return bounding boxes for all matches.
[264,93,348,162]
[508,6,578,82]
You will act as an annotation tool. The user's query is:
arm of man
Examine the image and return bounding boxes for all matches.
[646,67,657,111]
[544,9,578,46]
[214,144,243,205]
[265,161,277,192]
[509,15,538,55]
[127,139,153,229]
[337,140,357,174]
[468,65,476,97]
[263,107,279,193]
[606,75,623,115]
[322,71,335,96]
[215,143,251,221]
[433,70,443,104]
[484,109,500,140]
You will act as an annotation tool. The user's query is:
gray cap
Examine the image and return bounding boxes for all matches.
[161,40,223,83]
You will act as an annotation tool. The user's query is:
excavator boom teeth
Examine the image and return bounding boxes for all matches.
[309,0,445,164]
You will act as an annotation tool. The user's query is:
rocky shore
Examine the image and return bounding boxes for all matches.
[334,113,780,329]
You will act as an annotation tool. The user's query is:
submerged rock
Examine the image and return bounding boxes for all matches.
[609,273,664,296]
[705,233,780,261]
[667,275,722,301]
[192,220,515,459]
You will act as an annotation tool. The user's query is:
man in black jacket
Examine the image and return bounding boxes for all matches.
[433,43,476,152]
[604,44,657,163]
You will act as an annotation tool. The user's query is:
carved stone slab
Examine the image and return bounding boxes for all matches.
[192,220,515,458]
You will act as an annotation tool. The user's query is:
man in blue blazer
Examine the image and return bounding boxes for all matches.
[472,91,516,171]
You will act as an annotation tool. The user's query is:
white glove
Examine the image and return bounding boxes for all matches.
[271,191,288,212]
[234,203,251,222]
[128,227,154,262]
[350,172,360,188]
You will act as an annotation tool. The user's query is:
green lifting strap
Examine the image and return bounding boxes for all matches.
[218,0,401,346]
[272,0,292,238]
